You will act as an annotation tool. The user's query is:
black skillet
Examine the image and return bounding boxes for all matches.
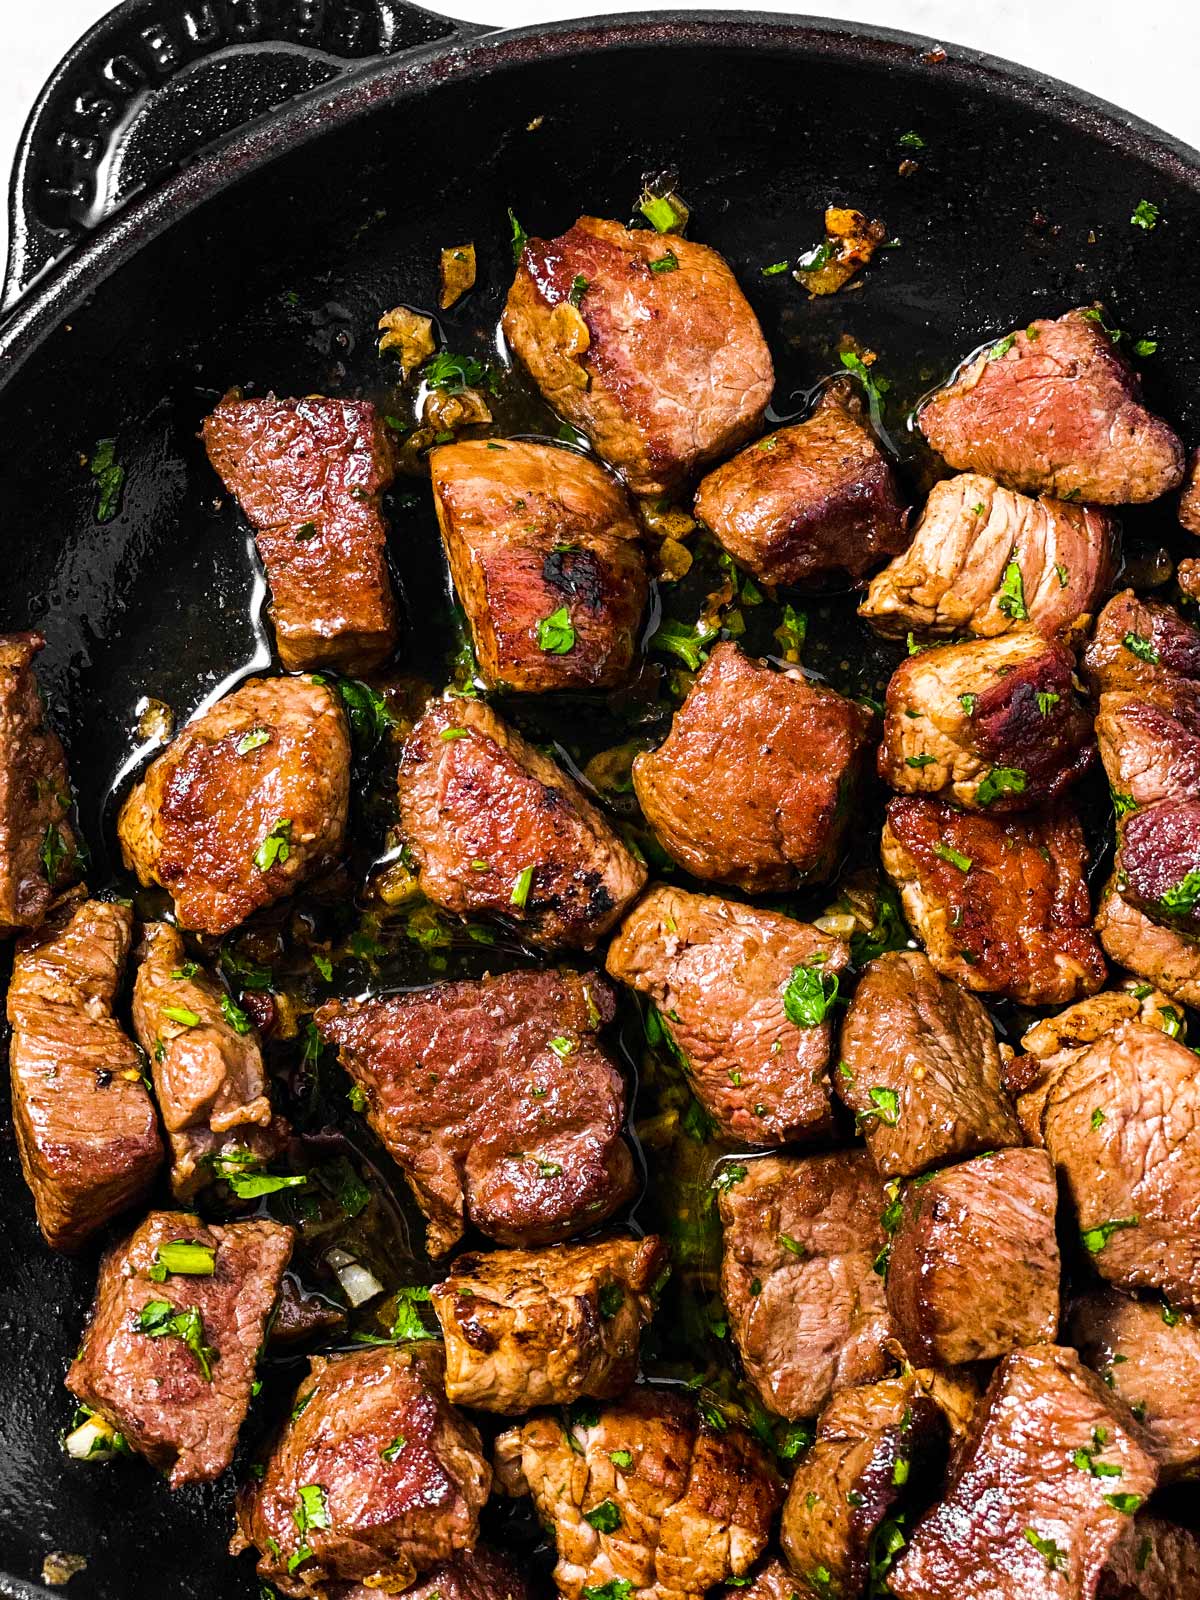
[2,4,1200,1596]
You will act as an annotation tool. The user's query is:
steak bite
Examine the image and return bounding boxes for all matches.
[397,697,645,950]
[837,950,1022,1178]
[859,473,1118,641]
[889,1345,1159,1600]
[494,1388,780,1600]
[878,629,1094,812]
[881,796,1106,1004]
[693,379,909,587]
[429,439,649,692]
[1180,446,1200,536]
[1098,1518,1200,1598]
[0,632,79,934]
[885,1149,1062,1365]
[1084,589,1200,698]
[431,1234,666,1412]
[118,675,350,937]
[336,1547,531,1600]
[316,969,634,1256]
[67,1209,292,1488]
[502,215,774,496]
[917,308,1185,503]
[131,922,283,1199]
[1017,1016,1200,1309]
[234,1344,490,1596]
[1069,1288,1200,1480]
[203,395,398,674]
[633,642,874,892]
[1119,798,1200,931]
[718,1151,893,1421]
[605,885,849,1146]
[1095,877,1200,1008]
[1011,983,1181,1142]
[7,893,162,1251]
[779,1375,942,1598]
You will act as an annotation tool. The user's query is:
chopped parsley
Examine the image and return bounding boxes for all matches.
[988,333,1016,361]
[1037,691,1061,715]
[650,252,679,273]
[1104,1492,1144,1514]
[839,349,889,409]
[235,728,271,756]
[584,1500,622,1533]
[1090,1107,1106,1132]
[609,1449,633,1469]
[898,130,926,149]
[424,351,488,394]
[650,615,718,671]
[712,1164,748,1194]
[905,753,936,769]
[381,1434,406,1462]
[327,677,396,745]
[959,693,977,716]
[598,1284,624,1319]
[1081,1215,1139,1254]
[39,824,71,885]
[289,1483,330,1573]
[779,1233,806,1257]
[568,274,590,306]
[996,556,1028,619]
[1024,1528,1066,1571]
[932,841,972,872]
[1130,199,1159,230]
[976,766,1027,806]
[782,961,840,1026]
[508,208,527,263]
[761,260,790,276]
[1160,870,1200,919]
[582,1583,635,1600]
[135,1300,215,1381]
[536,606,576,654]
[89,438,126,523]
[1122,631,1159,664]
[858,1086,900,1128]
[220,994,251,1035]
[253,818,292,873]
[1054,562,1070,588]
[1132,337,1158,357]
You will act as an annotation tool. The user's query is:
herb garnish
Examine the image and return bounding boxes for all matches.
[782,962,840,1026]
[253,818,292,873]
[136,1300,216,1381]
[536,606,576,653]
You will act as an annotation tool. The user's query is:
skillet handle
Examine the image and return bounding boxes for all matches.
[2,0,482,312]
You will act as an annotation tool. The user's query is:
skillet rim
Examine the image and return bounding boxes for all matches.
[2,7,1200,381]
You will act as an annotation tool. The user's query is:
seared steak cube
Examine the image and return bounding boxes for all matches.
[881,796,1106,1004]
[859,473,1118,641]
[118,675,350,936]
[1180,447,1200,536]
[1012,984,1181,1143]
[502,215,773,496]
[131,922,282,1198]
[890,1346,1158,1600]
[633,642,874,892]
[837,950,1022,1177]
[885,1149,1062,1365]
[878,629,1093,812]
[494,1388,780,1600]
[1084,589,1200,698]
[718,1151,893,1420]
[397,697,645,949]
[7,893,162,1251]
[1099,1517,1200,1598]
[67,1209,292,1487]
[693,379,908,587]
[1017,1016,1200,1309]
[918,308,1185,503]
[234,1343,490,1595]
[430,439,649,691]
[1119,798,1200,932]
[340,1548,530,1600]
[779,1375,942,1598]
[1095,877,1200,1009]
[203,395,398,673]
[1070,1287,1200,1481]
[606,885,849,1146]
[316,969,633,1256]
[431,1234,665,1412]
[0,632,79,933]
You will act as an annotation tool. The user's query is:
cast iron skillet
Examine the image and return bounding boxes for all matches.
[2,4,1200,1597]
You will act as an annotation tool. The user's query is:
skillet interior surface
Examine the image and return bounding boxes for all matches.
[1,14,1200,1597]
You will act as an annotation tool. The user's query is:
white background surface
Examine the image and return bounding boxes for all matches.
[1,0,1197,268]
